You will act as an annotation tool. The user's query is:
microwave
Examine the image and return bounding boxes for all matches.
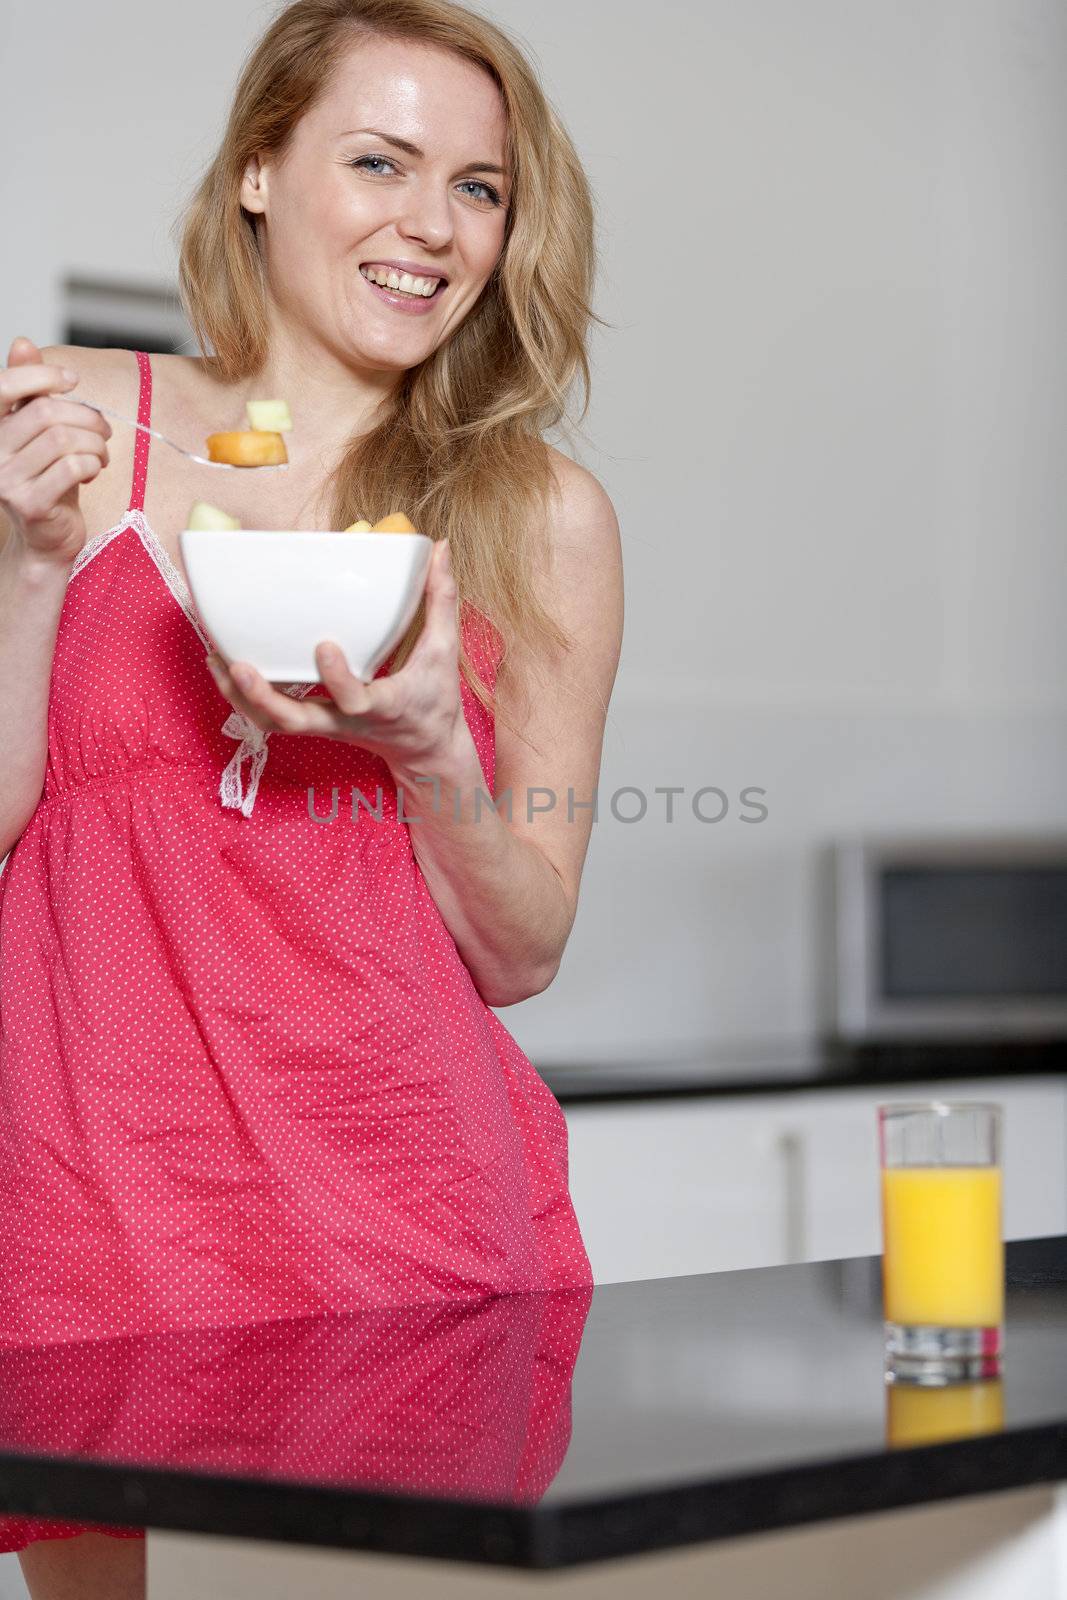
[827,833,1067,1043]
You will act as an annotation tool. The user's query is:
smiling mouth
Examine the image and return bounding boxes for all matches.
[358,264,447,299]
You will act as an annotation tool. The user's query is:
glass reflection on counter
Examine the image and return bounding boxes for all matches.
[885,1377,1004,1449]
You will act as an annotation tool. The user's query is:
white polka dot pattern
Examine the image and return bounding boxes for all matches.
[0,351,593,1552]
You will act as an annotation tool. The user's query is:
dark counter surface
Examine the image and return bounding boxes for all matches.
[2,1236,1067,1569]
[542,1038,1067,1103]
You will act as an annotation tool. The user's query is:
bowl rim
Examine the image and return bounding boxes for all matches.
[179,528,431,540]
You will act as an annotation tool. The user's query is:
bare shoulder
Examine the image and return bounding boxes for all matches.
[538,445,624,650]
[38,343,139,402]
[495,443,624,729]
[543,446,622,548]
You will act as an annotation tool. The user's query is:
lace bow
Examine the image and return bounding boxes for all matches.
[219,712,270,817]
[219,683,318,818]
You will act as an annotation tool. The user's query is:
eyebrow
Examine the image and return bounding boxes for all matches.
[339,127,506,176]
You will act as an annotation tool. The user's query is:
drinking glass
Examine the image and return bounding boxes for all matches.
[879,1102,1004,1384]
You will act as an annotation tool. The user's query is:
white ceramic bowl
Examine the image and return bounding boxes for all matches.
[178,529,433,683]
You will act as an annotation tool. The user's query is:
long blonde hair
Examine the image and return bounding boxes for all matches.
[172,0,605,738]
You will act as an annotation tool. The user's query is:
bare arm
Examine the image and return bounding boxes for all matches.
[0,339,113,860]
[0,520,77,858]
[389,455,625,1006]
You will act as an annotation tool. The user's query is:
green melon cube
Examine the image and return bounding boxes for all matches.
[186,501,242,531]
[246,399,293,433]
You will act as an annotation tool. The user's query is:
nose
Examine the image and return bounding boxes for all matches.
[394,177,454,253]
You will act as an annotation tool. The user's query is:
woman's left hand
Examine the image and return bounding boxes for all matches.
[206,539,465,773]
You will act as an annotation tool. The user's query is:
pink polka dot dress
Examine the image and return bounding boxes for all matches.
[0,350,592,1551]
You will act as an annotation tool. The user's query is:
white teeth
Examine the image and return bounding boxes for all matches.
[360,264,440,297]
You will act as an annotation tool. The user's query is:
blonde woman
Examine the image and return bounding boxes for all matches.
[0,1,622,1590]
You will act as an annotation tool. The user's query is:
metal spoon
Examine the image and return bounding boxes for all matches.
[82,403,290,470]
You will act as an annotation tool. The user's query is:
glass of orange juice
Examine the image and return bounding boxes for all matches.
[879,1102,1004,1385]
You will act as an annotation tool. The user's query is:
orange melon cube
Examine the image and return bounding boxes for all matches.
[205,431,288,467]
[371,512,417,533]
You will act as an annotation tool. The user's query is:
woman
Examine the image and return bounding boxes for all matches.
[0,0,622,1590]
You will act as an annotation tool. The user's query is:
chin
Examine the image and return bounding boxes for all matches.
[356,331,439,365]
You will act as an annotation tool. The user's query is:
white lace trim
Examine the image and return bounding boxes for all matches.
[69,519,128,579]
[71,509,213,650]
[218,682,318,818]
[69,511,318,819]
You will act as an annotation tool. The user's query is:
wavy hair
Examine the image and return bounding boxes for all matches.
[172,0,605,740]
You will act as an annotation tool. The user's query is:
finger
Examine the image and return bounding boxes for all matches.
[205,655,262,722]
[1,453,106,523]
[207,655,270,707]
[314,640,379,717]
[0,349,78,418]
[207,656,323,734]
[434,540,458,612]
[5,402,112,449]
[5,336,41,378]
[2,423,110,485]
[414,540,459,658]
[207,654,350,739]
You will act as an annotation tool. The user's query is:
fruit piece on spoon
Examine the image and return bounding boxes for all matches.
[187,500,242,531]
[342,520,374,532]
[206,431,288,467]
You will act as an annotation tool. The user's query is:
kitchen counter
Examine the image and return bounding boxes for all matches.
[2,1236,1067,1592]
[540,1038,1067,1102]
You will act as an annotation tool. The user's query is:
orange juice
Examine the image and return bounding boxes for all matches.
[886,1378,1003,1447]
[881,1165,1003,1327]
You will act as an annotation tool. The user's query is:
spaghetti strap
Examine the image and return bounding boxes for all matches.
[128,350,152,514]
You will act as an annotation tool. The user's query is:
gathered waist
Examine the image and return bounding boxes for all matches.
[30,759,220,820]
[25,759,401,825]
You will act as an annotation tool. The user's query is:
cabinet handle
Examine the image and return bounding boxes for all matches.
[777,1129,806,1263]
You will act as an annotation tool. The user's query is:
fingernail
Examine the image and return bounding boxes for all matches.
[61,369,78,384]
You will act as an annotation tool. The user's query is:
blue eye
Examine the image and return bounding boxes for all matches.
[459,179,503,206]
[351,155,396,177]
[348,156,503,208]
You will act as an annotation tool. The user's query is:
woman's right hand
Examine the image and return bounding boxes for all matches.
[0,336,112,568]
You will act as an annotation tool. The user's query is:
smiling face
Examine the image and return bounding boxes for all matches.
[239,35,511,374]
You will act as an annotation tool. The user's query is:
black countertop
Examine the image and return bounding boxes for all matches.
[2,1236,1067,1569]
[541,1038,1067,1103]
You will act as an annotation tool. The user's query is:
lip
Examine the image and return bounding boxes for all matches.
[359,270,445,316]
[359,259,450,285]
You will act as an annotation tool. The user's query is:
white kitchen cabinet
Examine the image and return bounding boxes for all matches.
[562,1076,1067,1284]
[560,1097,787,1283]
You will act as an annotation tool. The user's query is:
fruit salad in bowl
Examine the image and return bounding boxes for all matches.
[179,400,433,683]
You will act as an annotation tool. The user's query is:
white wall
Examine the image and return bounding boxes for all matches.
[2,0,1065,1067]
